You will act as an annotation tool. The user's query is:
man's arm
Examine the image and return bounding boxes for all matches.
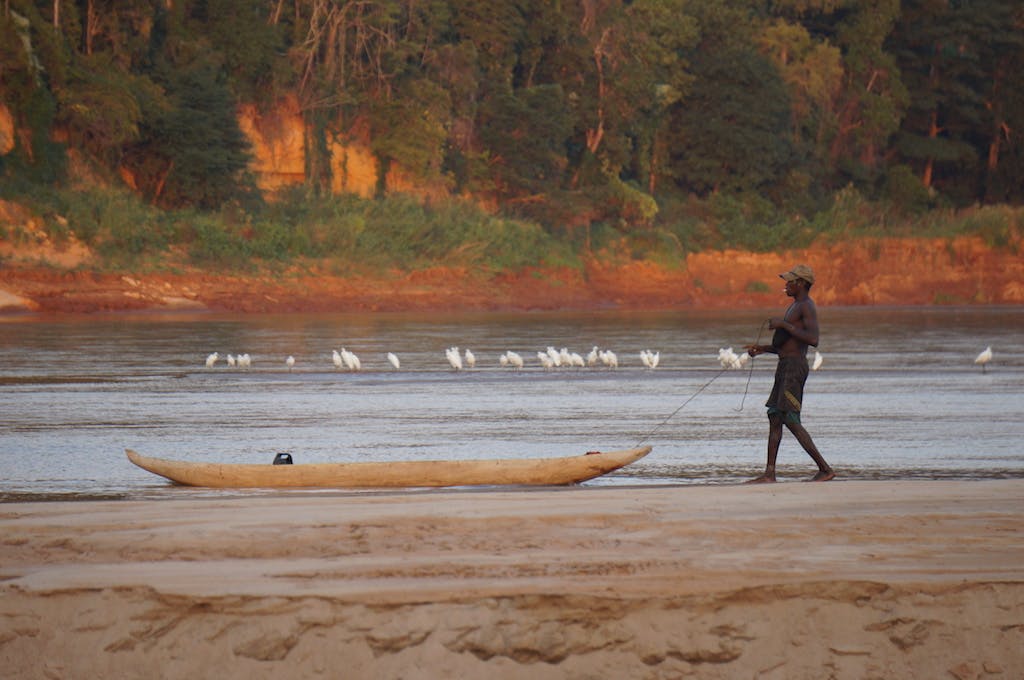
[746,343,776,356]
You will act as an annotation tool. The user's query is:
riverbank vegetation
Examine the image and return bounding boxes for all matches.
[3,182,1020,276]
[2,1,1023,274]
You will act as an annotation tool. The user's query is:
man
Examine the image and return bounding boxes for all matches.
[745,264,835,483]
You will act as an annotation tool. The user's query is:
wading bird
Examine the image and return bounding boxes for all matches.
[718,347,749,370]
[641,350,660,369]
[340,348,360,371]
[974,346,993,373]
[446,347,463,371]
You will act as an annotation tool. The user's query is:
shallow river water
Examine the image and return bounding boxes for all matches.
[1,306,1022,500]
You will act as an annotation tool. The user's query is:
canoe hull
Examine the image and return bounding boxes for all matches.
[126,447,651,489]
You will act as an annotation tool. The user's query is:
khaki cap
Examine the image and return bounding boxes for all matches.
[780,264,815,284]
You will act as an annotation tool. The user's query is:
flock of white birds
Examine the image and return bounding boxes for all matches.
[203,345,993,373]
[202,345,661,372]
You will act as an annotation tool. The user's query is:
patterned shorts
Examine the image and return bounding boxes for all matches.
[766,356,809,423]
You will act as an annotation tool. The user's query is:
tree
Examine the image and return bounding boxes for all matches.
[757,18,844,187]
[666,1,795,198]
[53,52,149,167]
[888,0,985,203]
[477,83,571,201]
[370,76,452,195]
[126,44,253,210]
[823,0,907,190]
[889,0,1024,204]
[977,2,1024,203]
[186,0,288,104]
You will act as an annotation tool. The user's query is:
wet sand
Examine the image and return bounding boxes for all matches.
[2,480,1022,679]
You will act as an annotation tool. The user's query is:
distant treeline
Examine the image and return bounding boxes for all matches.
[1,0,1023,258]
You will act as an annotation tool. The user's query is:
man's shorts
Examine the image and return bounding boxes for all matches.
[766,356,809,424]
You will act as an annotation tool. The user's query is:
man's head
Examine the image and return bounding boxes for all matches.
[780,264,814,288]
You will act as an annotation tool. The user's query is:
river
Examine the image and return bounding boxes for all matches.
[1,307,1022,500]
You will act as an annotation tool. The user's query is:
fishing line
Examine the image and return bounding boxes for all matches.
[733,319,769,413]
[633,368,728,447]
[632,320,770,447]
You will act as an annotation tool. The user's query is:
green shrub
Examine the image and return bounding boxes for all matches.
[187,213,252,268]
[882,164,933,214]
[2,178,1020,275]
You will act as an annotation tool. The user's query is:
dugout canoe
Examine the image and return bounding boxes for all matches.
[125,446,651,489]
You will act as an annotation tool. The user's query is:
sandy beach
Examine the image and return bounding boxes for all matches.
[1,480,1022,679]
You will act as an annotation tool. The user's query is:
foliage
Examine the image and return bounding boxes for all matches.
[6,182,1020,279]
[53,53,150,165]
[669,44,796,197]
[2,0,1024,260]
[125,46,256,210]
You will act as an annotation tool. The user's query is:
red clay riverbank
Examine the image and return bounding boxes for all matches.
[1,236,1022,314]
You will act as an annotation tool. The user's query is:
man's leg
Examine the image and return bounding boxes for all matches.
[747,413,784,483]
[784,421,834,481]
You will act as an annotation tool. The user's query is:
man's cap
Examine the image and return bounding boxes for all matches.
[780,264,815,284]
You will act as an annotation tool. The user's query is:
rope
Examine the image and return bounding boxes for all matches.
[633,368,728,447]
[734,320,769,412]
[632,320,770,447]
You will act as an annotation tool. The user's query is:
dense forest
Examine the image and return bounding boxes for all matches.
[1,0,1023,269]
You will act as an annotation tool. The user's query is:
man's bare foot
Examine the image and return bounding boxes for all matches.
[808,469,835,482]
[745,475,776,484]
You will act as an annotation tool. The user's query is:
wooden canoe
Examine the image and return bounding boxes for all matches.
[125,446,651,489]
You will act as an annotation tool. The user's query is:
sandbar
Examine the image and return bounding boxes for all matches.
[1,480,1022,678]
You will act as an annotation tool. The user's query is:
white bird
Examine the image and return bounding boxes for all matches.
[974,346,992,373]
[226,353,236,367]
[464,348,476,369]
[237,353,252,369]
[599,349,618,369]
[812,350,823,371]
[286,355,295,371]
[205,352,219,368]
[546,346,562,367]
[640,350,660,369]
[332,349,343,370]
[340,348,360,371]
[536,351,555,369]
[586,346,599,367]
[569,352,585,368]
[499,351,521,369]
[718,347,748,370]
[446,347,463,371]
[387,352,400,370]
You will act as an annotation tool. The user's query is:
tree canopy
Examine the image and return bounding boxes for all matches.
[2,0,1023,231]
